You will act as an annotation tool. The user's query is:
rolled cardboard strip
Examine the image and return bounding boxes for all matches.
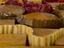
[13,25,18,34]
[33,35,39,46]
[50,33,55,45]
[25,26,29,35]
[58,29,61,38]
[50,29,63,45]
[52,31,59,44]
[28,35,47,47]
[6,25,33,35]
[0,25,3,34]
[46,35,51,46]
[19,25,23,34]
[56,29,62,39]
[3,25,8,34]
[63,28,64,35]
[54,32,58,42]
[22,25,33,35]
[29,27,33,35]
[21,25,26,34]
[61,28,64,36]
[59,29,64,37]
[7,25,13,34]
[56,31,59,40]
[31,35,36,46]
[28,29,63,47]
[28,35,39,46]
[56,31,60,40]
[0,24,34,46]
[28,34,33,46]
[57,29,62,40]
[26,26,33,35]
[16,25,21,34]
[39,37,46,47]
[13,25,31,34]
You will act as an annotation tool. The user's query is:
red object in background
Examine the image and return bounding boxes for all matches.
[58,0,64,2]
[46,0,64,2]
[46,0,58,2]
[5,0,54,14]
[22,0,54,14]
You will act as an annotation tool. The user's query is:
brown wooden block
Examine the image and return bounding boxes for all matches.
[0,25,3,34]
[7,25,13,34]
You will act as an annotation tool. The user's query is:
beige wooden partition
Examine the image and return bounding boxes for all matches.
[28,28,64,47]
[0,25,33,46]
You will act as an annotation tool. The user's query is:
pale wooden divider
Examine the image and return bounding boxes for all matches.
[28,28,64,47]
[0,24,33,46]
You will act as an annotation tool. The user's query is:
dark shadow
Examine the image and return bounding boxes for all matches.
[26,35,30,46]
